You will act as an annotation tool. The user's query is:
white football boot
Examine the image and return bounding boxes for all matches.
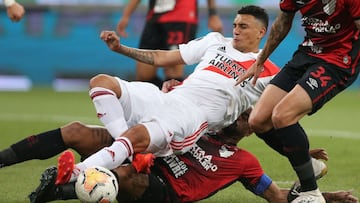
[288,158,328,202]
[311,158,328,179]
[291,188,326,203]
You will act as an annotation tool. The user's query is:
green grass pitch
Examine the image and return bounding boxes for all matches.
[0,88,359,202]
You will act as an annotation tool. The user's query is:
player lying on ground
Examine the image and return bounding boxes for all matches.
[53,5,280,186]
[27,108,357,203]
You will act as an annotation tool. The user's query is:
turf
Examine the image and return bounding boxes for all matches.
[0,88,359,203]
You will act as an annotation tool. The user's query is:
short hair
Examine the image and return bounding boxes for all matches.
[237,5,269,31]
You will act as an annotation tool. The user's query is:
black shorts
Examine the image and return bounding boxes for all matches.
[133,167,179,203]
[139,22,197,50]
[270,50,360,115]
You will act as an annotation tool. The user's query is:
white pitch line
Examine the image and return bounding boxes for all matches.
[306,129,360,139]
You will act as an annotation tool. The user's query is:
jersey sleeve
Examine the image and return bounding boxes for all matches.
[348,0,360,19]
[247,174,273,195]
[179,32,222,65]
[279,0,298,12]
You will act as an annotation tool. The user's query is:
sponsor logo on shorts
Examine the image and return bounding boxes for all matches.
[306,77,319,90]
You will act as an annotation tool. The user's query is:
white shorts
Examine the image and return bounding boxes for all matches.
[116,78,208,156]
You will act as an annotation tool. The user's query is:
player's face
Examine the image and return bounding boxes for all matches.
[235,108,253,138]
[219,108,253,145]
[232,14,266,53]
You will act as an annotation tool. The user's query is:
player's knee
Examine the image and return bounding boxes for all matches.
[271,108,290,129]
[61,121,88,146]
[122,125,151,153]
[248,114,270,133]
[89,74,121,96]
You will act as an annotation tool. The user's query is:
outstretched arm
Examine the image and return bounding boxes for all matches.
[206,0,223,33]
[116,0,141,37]
[100,30,185,67]
[236,11,294,86]
[4,0,25,22]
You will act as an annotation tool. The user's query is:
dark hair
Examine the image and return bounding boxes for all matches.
[238,5,269,30]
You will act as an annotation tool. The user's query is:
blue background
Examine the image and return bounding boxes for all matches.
[0,7,359,88]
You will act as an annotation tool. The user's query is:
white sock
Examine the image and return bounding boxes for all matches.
[70,137,134,182]
[89,87,128,138]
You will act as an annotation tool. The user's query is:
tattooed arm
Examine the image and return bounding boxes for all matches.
[100,30,185,67]
[257,11,294,65]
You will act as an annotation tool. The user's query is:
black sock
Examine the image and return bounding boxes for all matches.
[277,123,317,191]
[2,128,67,166]
[0,148,18,167]
[256,128,285,155]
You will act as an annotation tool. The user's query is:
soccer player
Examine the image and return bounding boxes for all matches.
[236,1,360,202]
[3,0,25,22]
[54,5,280,185]
[116,0,223,88]
[27,109,357,203]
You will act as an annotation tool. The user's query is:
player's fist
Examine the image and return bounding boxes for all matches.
[100,30,121,51]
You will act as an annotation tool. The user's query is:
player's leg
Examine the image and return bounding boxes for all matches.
[0,121,112,168]
[61,122,113,159]
[248,84,288,155]
[135,61,161,87]
[55,121,169,184]
[89,74,129,139]
[250,52,321,201]
[0,128,66,168]
[272,84,320,199]
[30,153,170,203]
[136,22,162,88]
[271,57,359,202]
[162,22,197,82]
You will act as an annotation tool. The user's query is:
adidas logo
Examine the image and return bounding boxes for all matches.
[217,46,226,52]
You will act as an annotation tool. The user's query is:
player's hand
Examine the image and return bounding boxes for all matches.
[208,15,223,33]
[161,79,181,93]
[325,190,359,203]
[309,148,329,161]
[235,60,263,86]
[6,2,25,22]
[116,18,129,37]
[100,31,121,51]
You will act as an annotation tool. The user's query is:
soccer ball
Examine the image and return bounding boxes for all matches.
[75,166,119,203]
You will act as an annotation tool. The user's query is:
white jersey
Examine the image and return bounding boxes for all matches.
[115,32,279,156]
[172,32,280,132]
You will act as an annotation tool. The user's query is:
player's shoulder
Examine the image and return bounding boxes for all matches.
[199,32,228,43]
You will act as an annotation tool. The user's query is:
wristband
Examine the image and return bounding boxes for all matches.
[4,0,16,7]
[208,8,217,16]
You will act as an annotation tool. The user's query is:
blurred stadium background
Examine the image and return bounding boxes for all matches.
[3,0,359,91]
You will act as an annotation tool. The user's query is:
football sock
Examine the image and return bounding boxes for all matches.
[276,123,317,191]
[90,87,128,139]
[256,128,285,155]
[75,137,133,179]
[0,128,66,167]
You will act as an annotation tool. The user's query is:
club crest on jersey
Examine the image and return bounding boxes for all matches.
[322,0,336,15]
[219,145,235,158]
[295,0,310,7]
